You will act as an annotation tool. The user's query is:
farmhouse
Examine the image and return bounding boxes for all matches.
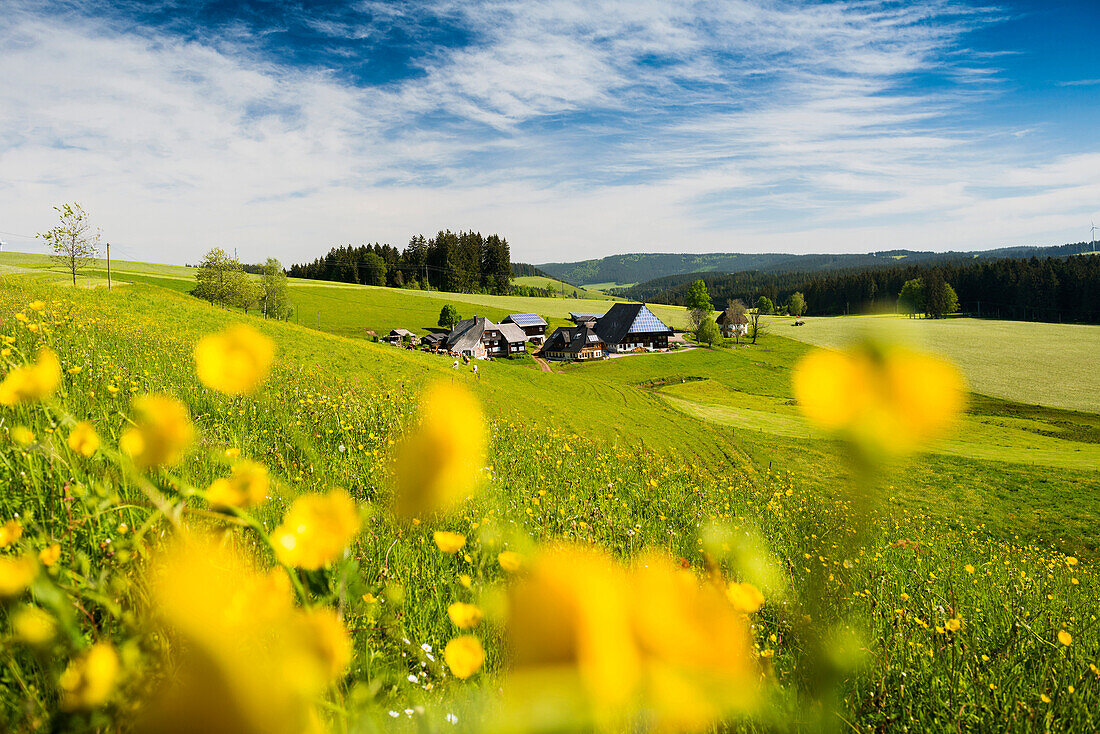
[420,332,445,349]
[442,316,527,358]
[539,325,605,361]
[502,313,548,344]
[569,312,604,326]
[383,328,416,343]
[594,303,673,353]
[715,308,748,338]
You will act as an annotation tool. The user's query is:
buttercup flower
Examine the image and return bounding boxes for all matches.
[12,605,56,646]
[67,421,101,457]
[447,602,484,630]
[38,543,61,567]
[59,643,119,711]
[392,382,487,517]
[498,551,523,573]
[10,426,34,445]
[300,608,352,682]
[444,636,485,679]
[433,531,467,554]
[194,324,275,395]
[727,582,765,614]
[0,519,22,547]
[792,342,966,456]
[0,555,36,597]
[1059,630,1072,646]
[271,489,360,570]
[207,460,270,510]
[119,395,195,469]
[0,348,61,406]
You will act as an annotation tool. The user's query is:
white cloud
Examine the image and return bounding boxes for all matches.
[0,0,1097,267]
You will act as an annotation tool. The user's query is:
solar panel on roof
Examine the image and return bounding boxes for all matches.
[508,313,545,326]
[627,307,669,334]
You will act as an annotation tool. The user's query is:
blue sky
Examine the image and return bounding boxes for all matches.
[1,0,1098,264]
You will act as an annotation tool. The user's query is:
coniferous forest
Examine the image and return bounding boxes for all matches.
[618,254,1100,323]
[287,230,513,295]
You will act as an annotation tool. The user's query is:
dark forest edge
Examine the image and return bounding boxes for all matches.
[617,253,1100,324]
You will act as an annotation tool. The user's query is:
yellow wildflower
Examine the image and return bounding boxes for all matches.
[0,519,22,547]
[945,618,962,632]
[965,564,975,574]
[727,582,765,614]
[1040,693,1051,703]
[59,643,119,711]
[225,447,241,459]
[300,609,352,682]
[458,574,472,589]
[392,382,487,518]
[1066,557,1078,566]
[447,602,484,630]
[10,426,34,445]
[194,324,275,395]
[28,300,46,312]
[1058,630,1072,646]
[119,394,194,469]
[12,605,55,646]
[433,531,467,554]
[271,489,360,570]
[444,636,485,679]
[67,421,100,457]
[362,593,377,604]
[0,348,61,406]
[38,543,61,567]
[792,342,966,455]
[67,365,82,374]
[498,550,524,573]
[206,460,270,510]
[0,555,36,597]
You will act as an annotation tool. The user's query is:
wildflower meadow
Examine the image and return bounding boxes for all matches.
[0,279,1095,733]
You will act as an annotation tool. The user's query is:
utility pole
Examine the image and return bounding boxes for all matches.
[106,242,111,291]
[424,264,429,292]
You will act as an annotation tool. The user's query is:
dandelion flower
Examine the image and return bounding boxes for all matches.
[392,382,488,518]
[1058,630,1072,646]
[0,348,61,406]
[444,636,485,679]
[433,531,467,554]
[28,300,45,312]
[1066,557,1078,566]
[12,605,55,646]
[0,519,22,547]
[964,564,975,574]
[447,602,484,630]
[945,618,962,632]
[726,582,765,614]
[67,421,100,457]
[206,460,270,510]
[498,550,523,573]
[271,489,360,570]
[194,324,275,395]
[792,342,966,456]
[0,555,36,597]
[10,426,34,445]
[119,394,194,469]
[59,643,119,711]
[38,543,61,567]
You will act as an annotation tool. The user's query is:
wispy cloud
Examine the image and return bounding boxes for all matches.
[0,0,1097,264]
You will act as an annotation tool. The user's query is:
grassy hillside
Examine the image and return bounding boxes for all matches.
[769,313,1100,413]
[0,272,1096,732]
[511,275,618,300]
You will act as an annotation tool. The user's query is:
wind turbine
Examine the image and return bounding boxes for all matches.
[1091,220,1097,250]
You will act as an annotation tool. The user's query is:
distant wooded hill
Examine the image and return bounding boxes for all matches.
[537,242,1095,286]
[616,251,1100,324]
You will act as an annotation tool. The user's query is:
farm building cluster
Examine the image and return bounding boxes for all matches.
[383,302,678,362]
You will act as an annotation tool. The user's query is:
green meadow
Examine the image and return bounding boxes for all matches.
[0,256,1097,732]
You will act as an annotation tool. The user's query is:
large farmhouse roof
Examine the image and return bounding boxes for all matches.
[496,322,528,343]
[444,316,491,352]
[594,303,672,344]
[716,308,749,325]
[504,313,547,327]
[569,312,605,321]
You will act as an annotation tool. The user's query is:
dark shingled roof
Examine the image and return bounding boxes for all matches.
[594,303,672,345]
[540,325,604,355]
[716,308,749,326]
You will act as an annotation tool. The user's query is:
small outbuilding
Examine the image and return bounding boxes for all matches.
[383,328,416,343]
[715,308,749,338]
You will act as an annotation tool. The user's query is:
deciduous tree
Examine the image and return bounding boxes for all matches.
[38,203,100,287]
[439,304,461,329]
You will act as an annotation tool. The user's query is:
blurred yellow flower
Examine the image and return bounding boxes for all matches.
[0,519,23,547]
[67,365,82,374]
[194,324,275,395]
[67,421,100,457]
[726,582,765,614]
[0,347,61,406]
[392,382,487,518]
[444,636,485,679]
[141,531,338,734]
[59,643,119,711]
[271,489,360,570]
[945,618,962,632]
[207,460,270,510]
[498,550,523,573]
[964,564,975,574]
[38,543,61,567]
[0,555,35,597]
[28,300,46,312]
[447,602,484,630]
[12,605,55,646]
[10,426,34,445]
[225,447,241,459]
[792,342,966,455]
[433,531,466,554]
[1065,557,1078,566]
[119,394,195,469]
[1058,630,1072,646]
[300,609,352,682]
